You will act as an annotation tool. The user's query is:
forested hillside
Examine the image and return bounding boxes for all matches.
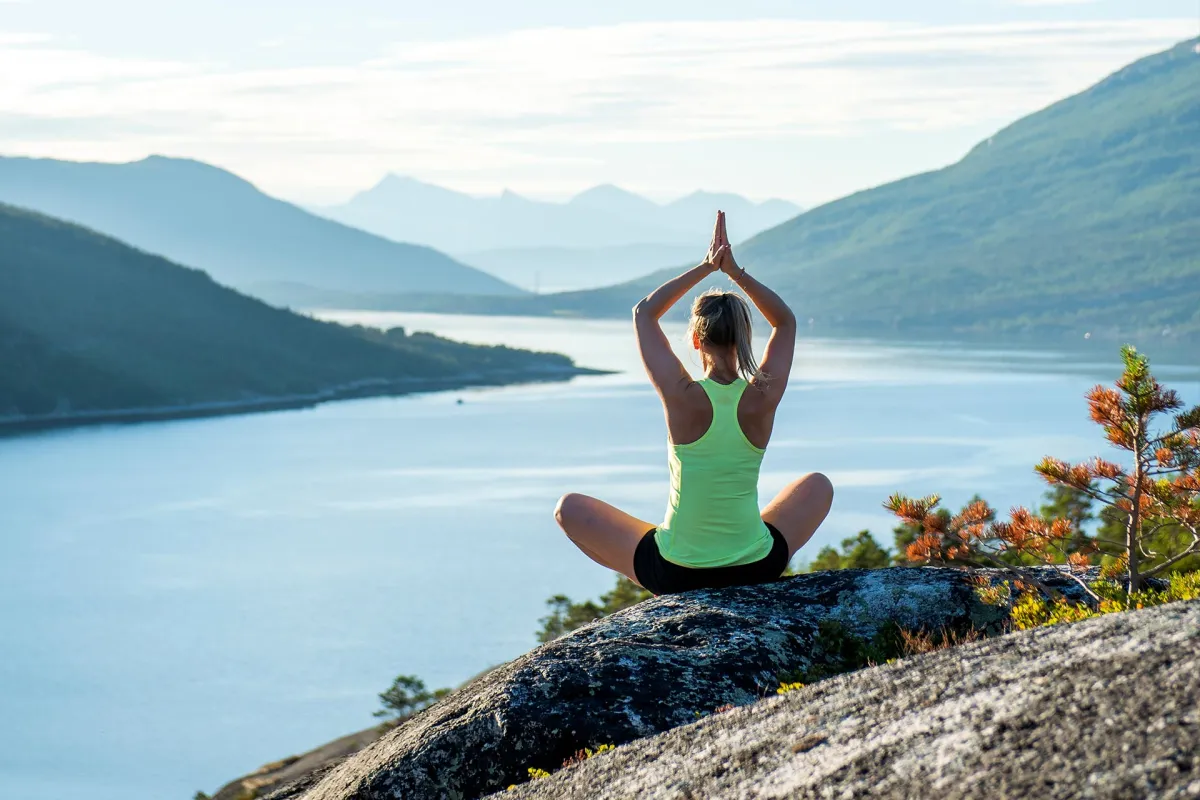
[0,205,573,426]
[730,36,1200,340]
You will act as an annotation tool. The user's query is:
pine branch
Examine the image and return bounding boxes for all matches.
[1142,532,1200,578]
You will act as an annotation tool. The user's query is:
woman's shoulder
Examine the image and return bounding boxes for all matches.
[737,374,781,415]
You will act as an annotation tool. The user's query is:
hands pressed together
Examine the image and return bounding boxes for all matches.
[703,211,743,280]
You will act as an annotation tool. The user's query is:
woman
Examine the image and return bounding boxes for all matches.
[555,211,834,595]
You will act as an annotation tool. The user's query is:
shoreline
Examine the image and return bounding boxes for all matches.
[0,364,605,439]
[311,307,1200,365]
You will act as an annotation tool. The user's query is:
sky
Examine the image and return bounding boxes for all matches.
[1,1,1197,207]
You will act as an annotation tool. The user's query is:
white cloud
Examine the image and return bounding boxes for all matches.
[0,17,1193,202]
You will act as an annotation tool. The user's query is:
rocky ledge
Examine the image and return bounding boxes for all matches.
[502,599,1200,800]
[273,567,1096,800]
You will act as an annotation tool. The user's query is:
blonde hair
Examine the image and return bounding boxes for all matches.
[688,290,760,382]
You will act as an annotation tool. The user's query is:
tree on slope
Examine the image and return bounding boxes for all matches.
[887,346,1200,601]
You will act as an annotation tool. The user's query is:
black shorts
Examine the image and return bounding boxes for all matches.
[633,522,790,595]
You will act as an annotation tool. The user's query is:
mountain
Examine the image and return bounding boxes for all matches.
[320,178,801,293]
[724,36,1200,341]
[316,177,802,291]
[393,38,1200,343]
[0,155,522,302]
[0,203,575,430]
[566,184,662,218]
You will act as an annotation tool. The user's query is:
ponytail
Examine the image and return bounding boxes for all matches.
[688,290,761,383]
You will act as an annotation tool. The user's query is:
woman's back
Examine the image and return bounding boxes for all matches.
[554,210,832,596]
[655,378,773,568]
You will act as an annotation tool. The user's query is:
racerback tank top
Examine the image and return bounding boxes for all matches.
[654,377,773,568]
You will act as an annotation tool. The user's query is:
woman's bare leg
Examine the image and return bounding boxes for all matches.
[762,472,834,560]
[554,493,654,584]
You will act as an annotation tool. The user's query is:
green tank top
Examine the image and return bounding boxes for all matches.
[655,377,773,568]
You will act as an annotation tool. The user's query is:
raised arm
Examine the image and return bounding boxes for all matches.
[713,212,796,399]
[632,216,722,399]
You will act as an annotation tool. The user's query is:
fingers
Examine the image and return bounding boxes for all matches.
[714,243,731,269]
[715,243,738,276]
[709,211,722,257]
[718,210,729,248]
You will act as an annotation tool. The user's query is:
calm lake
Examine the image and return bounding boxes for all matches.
[2,312,1198,800]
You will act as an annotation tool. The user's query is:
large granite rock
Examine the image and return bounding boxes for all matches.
[286,567,1091,800]
[501,599,1200,800]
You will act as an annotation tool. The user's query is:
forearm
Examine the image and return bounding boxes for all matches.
[730,268,795,330]
[634,262,716,320]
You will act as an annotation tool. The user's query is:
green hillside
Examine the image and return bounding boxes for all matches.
[0,204,574,428]
[382,39,1200,343]
[732,36,1200,340]
[0,155,522,301]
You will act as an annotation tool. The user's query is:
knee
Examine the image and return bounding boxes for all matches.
[554,492,583,530]
[804,472,834,505]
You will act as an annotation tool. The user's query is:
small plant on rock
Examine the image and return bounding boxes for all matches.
[561,744,615,768]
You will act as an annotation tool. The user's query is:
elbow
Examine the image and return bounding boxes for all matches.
[777,308,797,331]
[632,298,651,321]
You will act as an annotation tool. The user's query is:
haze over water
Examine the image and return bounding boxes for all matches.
[2,313,1198,800]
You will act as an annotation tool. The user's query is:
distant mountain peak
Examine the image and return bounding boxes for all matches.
[324,175,803,250]
[350,173,472,206]
[130,154,259,192]
[569,184,655,205]
[376,173,419,188]
[499,188,531,203]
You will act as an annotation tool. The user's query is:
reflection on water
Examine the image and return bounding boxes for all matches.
[1,312,1198,800]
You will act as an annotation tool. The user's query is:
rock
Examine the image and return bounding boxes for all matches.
[212,724,392,800]
[285,567,1092,800]
[499,599,1200,800]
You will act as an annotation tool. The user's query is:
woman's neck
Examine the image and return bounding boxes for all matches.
[703,358,739,384]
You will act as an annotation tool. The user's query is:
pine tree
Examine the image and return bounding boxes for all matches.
[886,346,1200,602]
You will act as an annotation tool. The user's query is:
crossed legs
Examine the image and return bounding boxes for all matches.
[554,472,834,581]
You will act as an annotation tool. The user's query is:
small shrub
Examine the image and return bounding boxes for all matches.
[800,619,908,682]
[897,626,983,656]
[774,619,986,689]
[1002,569,1200,631]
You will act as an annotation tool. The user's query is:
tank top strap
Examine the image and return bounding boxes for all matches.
[698,377,748,414]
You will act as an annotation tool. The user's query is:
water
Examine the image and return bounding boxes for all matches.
[2,313,1197,800]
